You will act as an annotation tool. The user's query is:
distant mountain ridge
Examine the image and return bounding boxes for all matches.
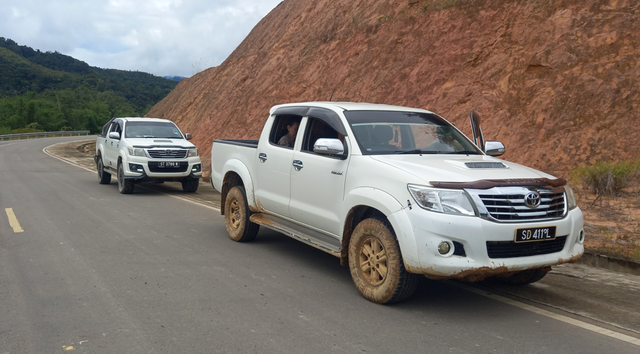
[0,37,93,75]
[0,38,177,134]
[163,76,186,82]
[0,38,176,100]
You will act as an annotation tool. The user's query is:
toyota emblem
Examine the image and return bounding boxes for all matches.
[165,149,172,155]
[524,191,541,209]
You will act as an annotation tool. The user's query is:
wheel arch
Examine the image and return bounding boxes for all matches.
[220,160,255,215]
[339,188,403,266]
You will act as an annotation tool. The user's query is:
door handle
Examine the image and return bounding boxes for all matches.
[292,160,304,171]
[258,153,267,163]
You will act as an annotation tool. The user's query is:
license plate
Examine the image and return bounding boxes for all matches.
[514,226,556,243]
[158,161,180,168]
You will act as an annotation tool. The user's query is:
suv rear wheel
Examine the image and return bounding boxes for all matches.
[224,186,259,242]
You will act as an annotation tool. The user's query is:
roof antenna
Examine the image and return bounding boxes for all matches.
[329,88,336,102]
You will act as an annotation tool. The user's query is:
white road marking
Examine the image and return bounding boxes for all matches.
[43,143,96,173]
[448,281,640,347]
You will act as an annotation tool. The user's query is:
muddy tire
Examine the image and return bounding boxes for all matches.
[97,156,111,184]
[224,186,259,242]
[117,162,135,194]
[348,218,418,304]
[497,268,549,285]
[182,178,199,193]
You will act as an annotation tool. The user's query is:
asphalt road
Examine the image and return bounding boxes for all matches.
[1,136,639,353]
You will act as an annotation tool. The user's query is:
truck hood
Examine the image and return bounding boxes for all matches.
[370,154,556,185]
[128,138,196,149]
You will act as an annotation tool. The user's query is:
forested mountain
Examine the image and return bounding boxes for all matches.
[0,38,177,134]
[163,76,186,82]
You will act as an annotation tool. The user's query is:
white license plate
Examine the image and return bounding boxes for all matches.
[514,226,557,243]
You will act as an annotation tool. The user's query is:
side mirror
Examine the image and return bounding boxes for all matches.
[314,138,344,156]
[485,141,505,157]
[185,133,192,140]
[108,131,120,139]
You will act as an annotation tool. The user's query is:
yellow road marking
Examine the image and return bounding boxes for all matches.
[5,208,24,233]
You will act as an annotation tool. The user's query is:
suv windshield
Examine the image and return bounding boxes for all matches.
[344,110,481,155]
[125,121,184,139]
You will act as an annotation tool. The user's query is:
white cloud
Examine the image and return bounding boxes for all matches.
[0,0,281,77]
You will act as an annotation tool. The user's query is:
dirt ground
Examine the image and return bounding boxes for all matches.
[575,186,640,261]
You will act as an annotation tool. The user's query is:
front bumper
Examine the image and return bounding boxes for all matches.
[122,156,203,180]
[388,206,584,281]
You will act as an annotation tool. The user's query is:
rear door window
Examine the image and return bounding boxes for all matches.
[269,115,302,148]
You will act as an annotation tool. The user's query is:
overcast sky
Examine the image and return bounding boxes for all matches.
[0,0,282,78]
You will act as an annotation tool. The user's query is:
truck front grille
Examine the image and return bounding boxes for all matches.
[477,190,566,222]
[486,236,567,259]
[147,149,188,159]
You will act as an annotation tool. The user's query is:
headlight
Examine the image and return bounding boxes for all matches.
[565,185,578,210]
[127,147,146,157]
[408,184,476,216]
[188,148,198,157]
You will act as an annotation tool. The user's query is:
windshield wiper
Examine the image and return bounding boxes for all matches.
[442,150,482,155]
[395,150,438,155]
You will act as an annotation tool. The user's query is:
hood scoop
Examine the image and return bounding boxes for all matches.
[465,162,508,169]
[153,140,173,143]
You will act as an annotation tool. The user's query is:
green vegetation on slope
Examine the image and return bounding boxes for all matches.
[0,38,177,134]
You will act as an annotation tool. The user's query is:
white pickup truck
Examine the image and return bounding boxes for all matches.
[210,102,584,304]
[94,117,202,194]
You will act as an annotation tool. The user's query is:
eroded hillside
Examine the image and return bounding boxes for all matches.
[147,0,640,177]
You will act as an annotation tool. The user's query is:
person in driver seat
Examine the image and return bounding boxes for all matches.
[277,117,300,148]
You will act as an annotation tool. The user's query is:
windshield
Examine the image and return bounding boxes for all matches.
[125,121,184,139]
[344,110,481,155]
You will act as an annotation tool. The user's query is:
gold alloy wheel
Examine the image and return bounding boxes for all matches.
[358,236,388,286]
[229,198,241,231]
[348,217,418,304]
[224,186,259,242]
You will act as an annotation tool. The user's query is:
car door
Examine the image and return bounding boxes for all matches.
[104,120,122,168]
[288,116,349,236]
[254,114,303,218]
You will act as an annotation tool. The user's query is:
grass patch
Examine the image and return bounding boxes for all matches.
[572,160,640,197]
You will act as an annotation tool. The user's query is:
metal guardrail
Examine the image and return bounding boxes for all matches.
[0,131,91,141]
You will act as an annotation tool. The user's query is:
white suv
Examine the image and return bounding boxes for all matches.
[94,117,202,194]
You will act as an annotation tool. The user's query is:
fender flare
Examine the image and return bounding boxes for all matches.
[221,159,256,208]
[343,187,403,218]
[341,188,420,268]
